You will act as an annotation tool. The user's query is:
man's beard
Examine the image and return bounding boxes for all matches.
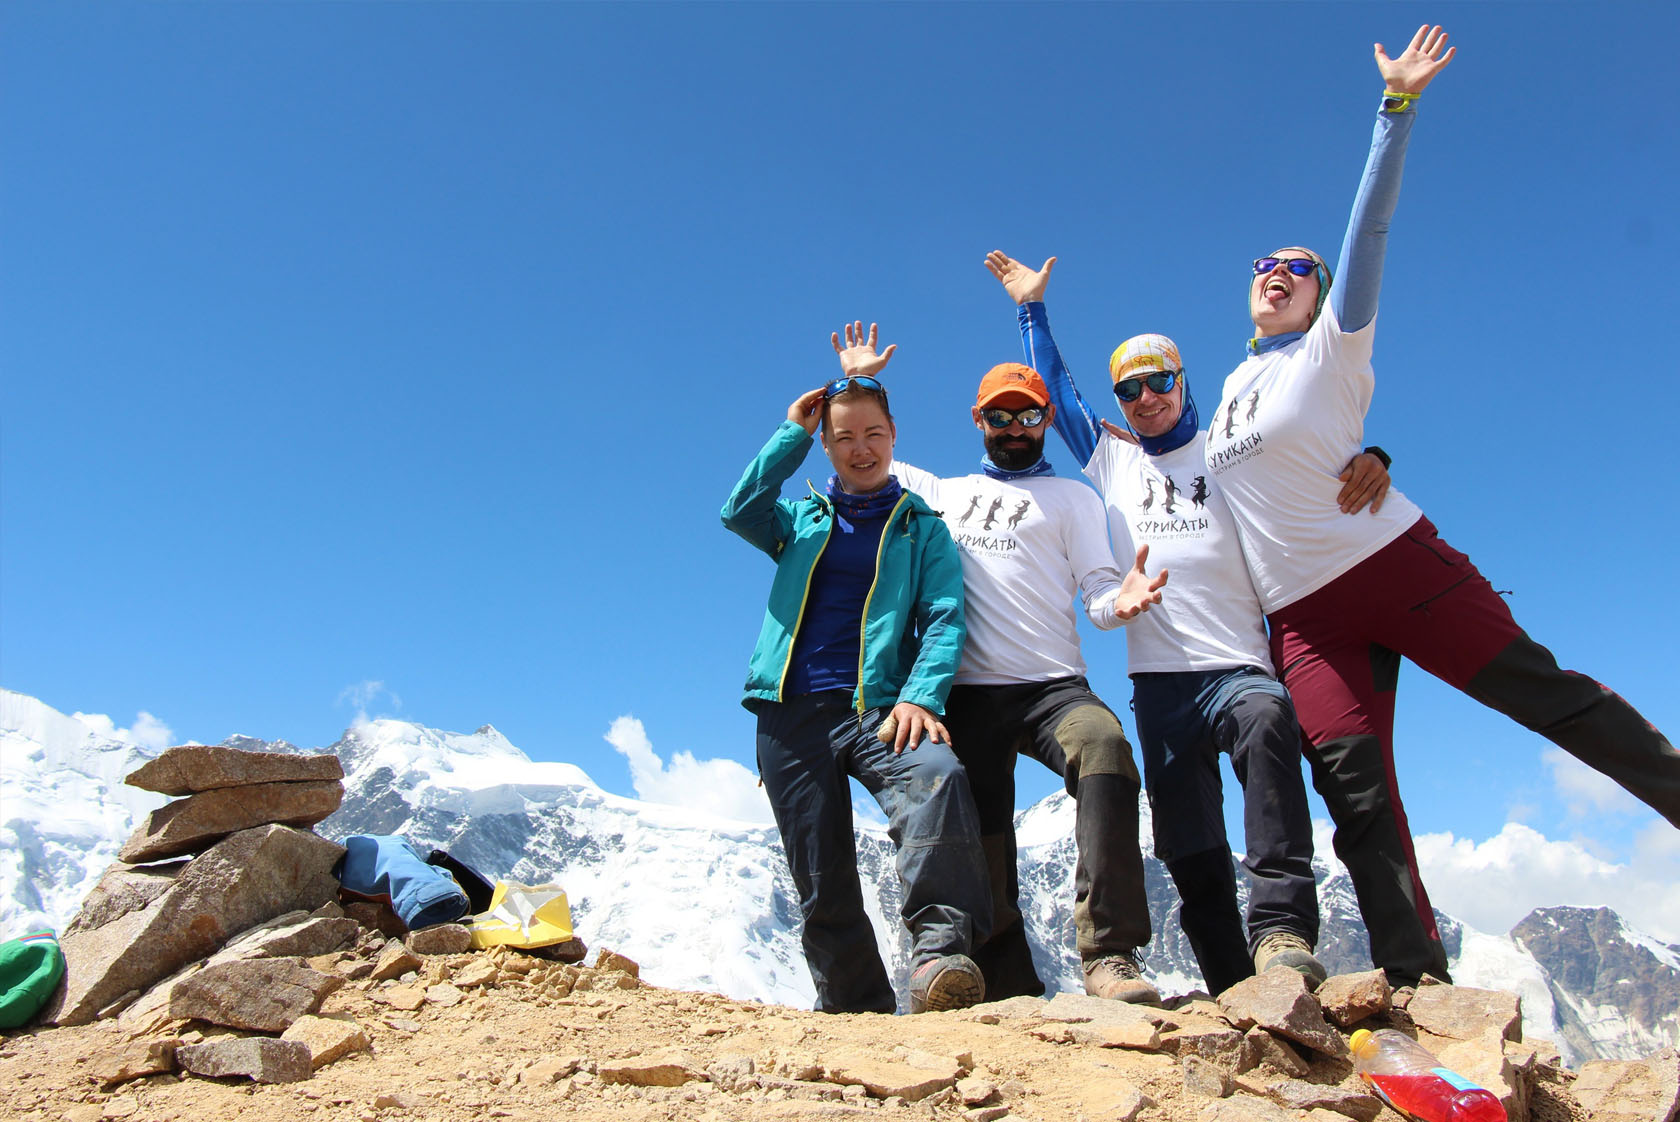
[985,429,1044,472]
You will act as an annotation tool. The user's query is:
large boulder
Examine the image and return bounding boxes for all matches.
[1217,969,1348,1058]
[281,1014,372,1069]
[175,1037,314,1084]
[1406,984,1522,1044]
[116,908,358,1034]
[168,957,343,1032]
[45,825,344,1026]
[1315,970,1392,1029]
[118,780,344,862]
[1571,1048,1679,1122]
[125,744,343,795]
[210,908,359,962]
[63,862,187,936]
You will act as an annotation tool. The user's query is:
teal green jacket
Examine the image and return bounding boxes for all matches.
[721,420,967,717]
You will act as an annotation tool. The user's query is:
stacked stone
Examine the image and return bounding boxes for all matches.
[44,745,350,1033]
[118,744,346,863]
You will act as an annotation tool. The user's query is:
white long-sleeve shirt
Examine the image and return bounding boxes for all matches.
[893,460,1130,686]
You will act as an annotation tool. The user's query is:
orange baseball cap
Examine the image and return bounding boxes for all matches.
[975,362,1050,409]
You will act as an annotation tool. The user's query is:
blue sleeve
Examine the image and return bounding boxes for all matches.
[1019,302,1101,468]
[1332,103,1417,333]
[720,421,810,559]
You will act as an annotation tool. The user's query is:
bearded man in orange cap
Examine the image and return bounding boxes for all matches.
[831,321,1168,1004]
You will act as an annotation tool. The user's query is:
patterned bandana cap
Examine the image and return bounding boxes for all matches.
[1109,334,1184,382]
[975,362,1050,408]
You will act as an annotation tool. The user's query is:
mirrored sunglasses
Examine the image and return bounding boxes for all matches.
[981,406,1047,429]
[1113,371,1179,403]
[824,375,888,398]
[1252,257,1318,277]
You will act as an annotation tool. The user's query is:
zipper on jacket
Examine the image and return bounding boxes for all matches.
[775,496,835,702]
[853,493,912,718]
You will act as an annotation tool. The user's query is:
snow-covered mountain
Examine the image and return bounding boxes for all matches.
[3,688,1674,1061]
[0,692,169,937]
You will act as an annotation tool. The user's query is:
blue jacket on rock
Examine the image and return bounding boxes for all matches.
[721,420,966,717]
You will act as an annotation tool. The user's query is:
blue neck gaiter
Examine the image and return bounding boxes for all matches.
[980,455,1055,481]
[826,475,903,520]
[1247,331,1304,356]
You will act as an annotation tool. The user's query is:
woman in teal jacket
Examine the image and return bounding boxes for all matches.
[722,354,990,1015]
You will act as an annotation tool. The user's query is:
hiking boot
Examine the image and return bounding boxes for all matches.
[1081,951,1160,1005]
[907,954,986,1013]
[1253,929,1328,989]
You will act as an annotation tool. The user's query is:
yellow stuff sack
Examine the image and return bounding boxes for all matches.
[467,881,575,949]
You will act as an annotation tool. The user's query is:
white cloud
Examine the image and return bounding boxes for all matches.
[604,715,773,826]
[1542,747,1644,818]
[72,709,175,752]
[337,680,402,729]
[851,789,889,830]
[1411,821,1680,946]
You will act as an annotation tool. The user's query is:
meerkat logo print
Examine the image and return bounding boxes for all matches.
[1207,389,1266,473]
[948,489,1032,557]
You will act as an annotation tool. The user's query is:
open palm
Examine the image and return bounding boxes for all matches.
[1375,24,1455,95]
[830,321,897,378]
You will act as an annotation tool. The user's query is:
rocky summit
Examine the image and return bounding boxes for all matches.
[7,936,1680,1122]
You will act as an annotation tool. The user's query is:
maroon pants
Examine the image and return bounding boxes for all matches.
[1268,516,1680,984]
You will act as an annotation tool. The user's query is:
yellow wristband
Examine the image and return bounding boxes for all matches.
[1381,90,1419,113]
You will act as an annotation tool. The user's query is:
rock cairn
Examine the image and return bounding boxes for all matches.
[44,744,349,1028]
[32,741,599,1090]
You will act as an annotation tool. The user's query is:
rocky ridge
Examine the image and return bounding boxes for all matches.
[8,930,1680,1122]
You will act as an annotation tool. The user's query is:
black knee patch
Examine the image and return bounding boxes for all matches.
[1369,644,1400,695]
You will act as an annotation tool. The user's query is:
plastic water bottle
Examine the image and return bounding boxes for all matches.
[1349,1028,1507,1122]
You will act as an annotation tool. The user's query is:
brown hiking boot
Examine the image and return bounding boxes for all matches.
[907,954,985,1013]
[1081,952,1160,1005]
[1253,929,1327,989]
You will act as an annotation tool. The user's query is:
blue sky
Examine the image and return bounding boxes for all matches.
[5,3,1679,941]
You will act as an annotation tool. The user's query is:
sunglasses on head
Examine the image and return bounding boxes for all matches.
[981,406,1047,429]
[824,375,888,398]
[1253,257,1319,278]
[1113,371,1179,402]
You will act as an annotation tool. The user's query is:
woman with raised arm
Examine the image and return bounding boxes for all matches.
[720,342,991,1014]
[1200,25,1679,986]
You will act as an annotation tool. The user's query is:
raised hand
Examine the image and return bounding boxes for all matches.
[1375,24,1456,95]
[1337,451,1392,514]
[985,250,1056,306]
[1111,544,1168,622]
[787,386,827,435]
[830,321,897,379]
